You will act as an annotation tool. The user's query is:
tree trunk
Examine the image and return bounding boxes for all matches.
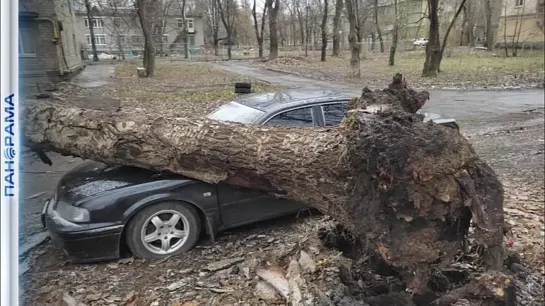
[116,33,125,60]
[23,77,505,295]
[332,0,343,57]
[136,0,156,77]
[388,0,399,66]
[422,0,441,77]
[345,0,360,77]
[84,0,99,62]
[320,0,329,62]
[374,0,384,53]
[252,0,267,59]
[266,0,280,59]
[485,0,494,51]
[227,34,232,59]
[463,1,475,47]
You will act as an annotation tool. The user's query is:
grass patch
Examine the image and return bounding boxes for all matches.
[110,62,277,115]
[259,49,544,89]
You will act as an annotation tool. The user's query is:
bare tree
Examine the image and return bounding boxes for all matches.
[154,0,174,57]
[484,0,494,50]
[252,0,267,58]
[373,0,384,53]
[422,0,467,77]
[295,0,306,48]
[502,0,527,57]
[136,0,156,77]
[266,0,280,59]
[459,0,475,47]
[422,0,440,77]
[217,0,237,59]
[331,0,343,56]
[200,0,225,55]
[320,0,329,61]
[174,0,190,58]
[510,1,525,57]
[345,0,360,77]
[438,0,467,69]
[388,0,399,66]
[84,0,99,61]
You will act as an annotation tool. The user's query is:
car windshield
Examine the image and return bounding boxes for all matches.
[207,102,265,124]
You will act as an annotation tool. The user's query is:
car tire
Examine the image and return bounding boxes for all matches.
[235,87,252,94]
[235,82,251,89]
[126,201,201,260]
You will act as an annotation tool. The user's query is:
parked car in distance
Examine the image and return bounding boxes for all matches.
[42,89,459,263]
[413,38,428,46]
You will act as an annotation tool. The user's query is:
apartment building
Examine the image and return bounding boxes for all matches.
[74,3,205,59]
[498,0,544,46]
[19,0,83,87]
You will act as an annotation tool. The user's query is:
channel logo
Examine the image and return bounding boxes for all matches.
[4,148,15,160]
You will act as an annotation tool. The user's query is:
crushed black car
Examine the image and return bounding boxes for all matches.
[42,89,459,262]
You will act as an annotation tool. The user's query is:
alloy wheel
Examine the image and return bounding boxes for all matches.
[140,210,190,255]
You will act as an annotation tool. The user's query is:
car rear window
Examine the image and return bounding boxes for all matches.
[207,102,265,124]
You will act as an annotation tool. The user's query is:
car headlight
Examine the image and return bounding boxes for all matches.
[55,202,90,223]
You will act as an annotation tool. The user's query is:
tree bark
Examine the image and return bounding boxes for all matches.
[485,0,494,51]
[252,0,267,59]
[266,0,280,59]
[332,0,343,57]
[320,0,329,62]
[345,0,360,77]
[136,0,156,77]
[388,0,399,66]
[23,77,505,294]
[84,0,99,62]
[374,0,385,53]
[422,0,440,77]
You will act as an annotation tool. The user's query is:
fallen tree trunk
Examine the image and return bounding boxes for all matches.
[23,76,505,294]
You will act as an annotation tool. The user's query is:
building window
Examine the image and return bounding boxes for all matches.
[19,21,38,57]
[161,19,166,27]
[86,34,106,45]
[72,33,78,55]
[177,18,194,31]
[113,17,122,26]
[84,18,105,28]
[131,35,143,44]
[118,35,127,44]
[515,0,524,6]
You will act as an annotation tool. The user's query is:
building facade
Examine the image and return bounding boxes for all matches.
[498,0,544,46]
[74,5,205,59]
[19,0,83,88]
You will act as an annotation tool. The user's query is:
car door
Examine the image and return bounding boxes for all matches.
[320,101,349,127]
[217,106,316,227]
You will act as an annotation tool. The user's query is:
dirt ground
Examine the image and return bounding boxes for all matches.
[19,61,544,306]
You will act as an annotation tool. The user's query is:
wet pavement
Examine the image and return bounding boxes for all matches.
[71,63,115,88]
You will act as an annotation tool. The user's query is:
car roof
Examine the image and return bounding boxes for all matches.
[234,89,351,114]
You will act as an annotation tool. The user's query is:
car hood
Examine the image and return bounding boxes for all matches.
[56,161,181,204]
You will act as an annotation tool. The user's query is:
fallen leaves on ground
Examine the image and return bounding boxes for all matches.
[253,48,544,90]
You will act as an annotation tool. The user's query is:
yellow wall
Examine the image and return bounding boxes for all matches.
[498,14,544,43]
